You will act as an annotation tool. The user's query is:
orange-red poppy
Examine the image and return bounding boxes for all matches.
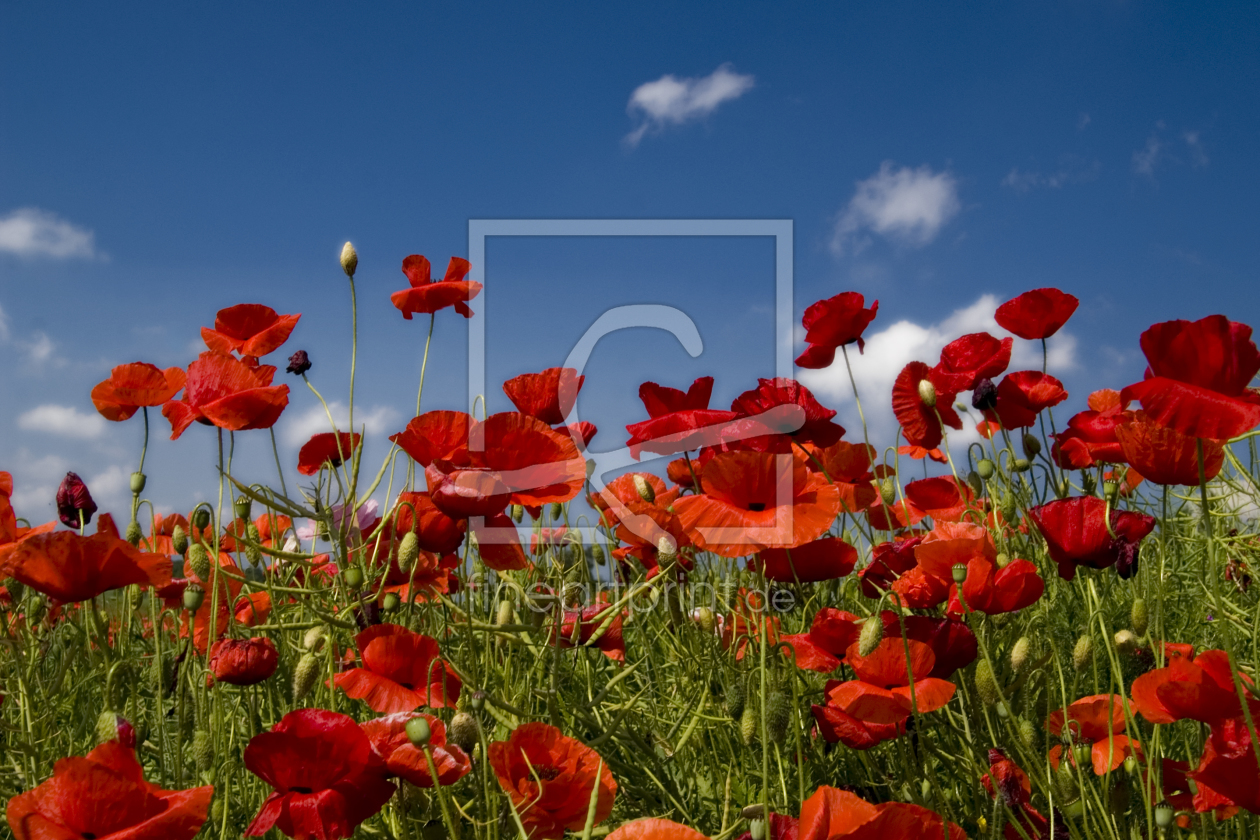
[781,607,860,673]
[162,352,289,439]
[796,784,966,840]
[753,536,857,583]
[297,431,361,475]
[1114,411,1223,486]
[625,376,741,459]
[1131,649,1259,726]
[989,370,1068,429]
[1,531,170,603]
[607,819,711,840]
[333,623,460,713]
[91,362,187,422]
[390,410,472,467]
[1046,694,1138,775]
[209,637,278,685]
[503,367,584,425]
[730,378,845,450]
[891,361,962,451]
[390,255,482,319]
[361,712,471,788]
[201,303,300,361]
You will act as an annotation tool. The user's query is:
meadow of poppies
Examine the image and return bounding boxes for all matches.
[4,242,1260,840]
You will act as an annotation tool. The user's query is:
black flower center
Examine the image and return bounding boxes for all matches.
[291,786,313,794]
[747,502,766,512]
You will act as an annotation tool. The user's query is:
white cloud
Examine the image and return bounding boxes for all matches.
[1133,124,1210,178]
[624,64,754,146]
[832,163,960,255]
[797,294,1077,447]
[1132,133,1163,176]
[1183,131,1209,168]
[281,401,403,447]
[0,303,10,342]
[1002,157,1100,192]
[0,208,98,259]
[17,404,108,439]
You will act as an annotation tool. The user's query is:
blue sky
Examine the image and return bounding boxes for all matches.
[1,1,1257,523]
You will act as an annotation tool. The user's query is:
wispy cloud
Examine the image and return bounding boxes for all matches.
[832,163,960,255]
[17,404,108,439]
[1002,156,1101,192]
[0,207,99,259]
[1132,130,1164,176]
[1132,123,1209,177]
[280,401,403,447]
[1183,131,1209,168]
[624,64,754,147]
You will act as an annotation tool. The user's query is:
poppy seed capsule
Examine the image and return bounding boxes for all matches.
[995,552,1010,569]
[129,472,146,494]
[749,818,767,840]
[381,592,400,612]
[340,241,358,277]
[292,651,321,702]
[633,474,655,504]
[1130,597,1149,637]
[765,689,791,743]
[951,563,968,584]
[1103,480,1118,500]
[342,566,363,591]
[1073,634,1093,671]
[974,659,1000,706]
[405,716,431,748]
[1021,433,1042,459]
[858,616,884,657]
[125,520,143,547]
[449,711,480,752]
[172,525,189,556]
[1154,806,1174,828]
[976,458,995,480]
[183,584,205,612]
[739,702,758,745]
[917,379,937,408]
[186,544,210,581]
[234,497,252,521]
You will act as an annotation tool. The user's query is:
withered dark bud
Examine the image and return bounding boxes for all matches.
[971,377,998,411]
[286,350,312,376]
[1114,538,1140,579]
[56,472,97,528]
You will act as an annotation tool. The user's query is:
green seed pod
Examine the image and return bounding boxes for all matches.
[976,458,995,480]
[857,616,884,657]
[1061,797,1084,819]
[470,691,486,711]
[951,563,968,584]
[995,552,1010,569]
[749,818,767,840]
[1124,754,1139,776]
[342,566,363,591]
[125,520,143,547]
[130,471,147,494]
[999,492,1017,522]
[1017,717,1037,750]
[1114,629,1139,655]
[1103,480,1118,500]
[186,544,211,581]
[1021,433,1042,459]
[1055,761,1079,801]
[233,496,252,521]
[1154,806,1174,828]
[974,659,1000,706]
[245,522,263,567]
[381,592,400,612]
[496,600,514,627]
[633,474,656,504]
[192,729,213,773]
[397,531,420,573]
[303,626,327,652]
[1012,458,1031,473]
[591,543,606,566]
[292,652,321,703]
[1073,634,1093,672]
[917,378,937,408]
[510,504,524,523]
[726,677,747,721]
[182,584,205,612]
[739,702,758,745]
[548,502,563,520]
[95,710,120,745]
[765,689,791,743]
[192,508,211,531]
[1072,743,1092,768]
[741,804,766,820]
[406,716,432,747]
[967,470,984,498]
[1130,597,1149,637]
[448,711,481,752]
[172,525,189,556]
[1010,636,1032,673]
[695,607,716,635]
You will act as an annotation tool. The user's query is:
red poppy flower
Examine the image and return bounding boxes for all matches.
[390,255,482,320]
[1046,694,1138,775]
[589,472,681,527]
[612,500,691,576]
[6,740,213,840]
[753,536,857,583]
[859,536,921,598]
[1187,723,1260,815]
[781,607,861,673]
[982,749,1052,840]
[932,332,1013,392]
[891,361,962,450]
[626,376,742,459]
[1162,757,1238,820]
[795,292,880,368]
[361,712,471,788]
[333,623,460,713]
[162,352,289,440]
[470,512,531,572]
[235,591,272,626]
[608,819,712,840]
[994,287,1079,340]
[1131,649,1259,726]
[903,476,979,523]
[1028,496,1156,580]
[297,431,361,476]
[1121,315,1260,441]
[730,378,845,450]
[796,785,965,840]
[504,367,584,425]
[390,410,472,467]
[244,708,395,840]
[554,602,626,662]
[91,362,188,422]
[392,490,466,555]
[489,722,617,840]
[673,450,841,558]
[209,637,278,686]
[0,531,170,603]
[1114,411,1224,486]
[945,555,1044,617]
[1051,392,1131,469]
[555,421,598,448]
[202,303,300,361]
[989,370,1068,429]
[800,440,878,512]
[879,613,977,679]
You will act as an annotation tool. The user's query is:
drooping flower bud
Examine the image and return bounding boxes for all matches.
[172,524,189,556]
[342,566,364,591]
[302,626,327,652]
[1021,433,1042,459]
[1012,458,1031,473]
[396,531,420,573]
[449,711,481,752]
[765,688,791,743]
[591,543,605,566]
[125,520,143,547]
[192,508,212,531]
[1017,717,1037,750]
[340,241,358,277]
[96,710,134,747]
[857,615,884,657]
[972,378,998,411]
[632,474,656,504]
[292,652,321,702]
[548,502,563,520]
[726,677,746,721]
[694,607,716,635]
[192,729,214,773]
[381,591,400,612]
[995,552,1010,569]
[1130,597,1149,637]
[130,472,147,494]
[974,659,1000,706]
[496,600,514,627]
[967,470,984,498]
[1072,634,1093,672]
[186,544,211,581]
[405,716,432,747]
[878,478,896,507]
[976,458,995,480]
[1010,636,1032,672]
[286,350,312,376]
[56,472,97,529]
[917,379,937,408]
[739,702,758,745]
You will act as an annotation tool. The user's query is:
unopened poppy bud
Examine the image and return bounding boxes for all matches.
[495,600,514,627]
[974,658,1000,706]
[1114,629,1139,655]
[186,544,211,581]
[878,478,896,506]
[130,472,147,494]
[1154,806,1174,828]
[591,543,605,566]
[449,710,481,752]
[56,472,97,529]
[510,504,524,523]
[695,607,716,635]
[470,690,486,711]
[741,804,766,820]
[286,350,312,376]
[96,710,124,746]
[342,566,363,591]
[192,508,211,531]
[976,458,995,480]
[1073,634,1093,671]
[765,688,791,743]
[172,525,189,556]
[1131,597,1149,637]
[996,701,1010,719]
[381,591,400,612]
[1012,458,1031,473]
[1021,433,1042,459]
[999,492,1016,522]
[302,626,327,652]
[995,552,1010,568]
[405,716,431,747]
[726,678,746,721]
[858,616,884,657]
[125,520,143,547]
[183,584,205,612]
[1071,743,1092,768]
[1017,717,1037,749]
[657,536,678,566]
[245,522,263,567]
[917,379,937,408]
[967,470,984,498]
[193,729,213,773]
[1010,636,1032,672]
[397,531,420,572]
[633,474,656,504]
[739,702,758,745]
[748,818,767,840]
[951,563,968,584]
[549,502,563,519]
[234,497,252,521]
[292,652,321,702]
[340,241,358,277]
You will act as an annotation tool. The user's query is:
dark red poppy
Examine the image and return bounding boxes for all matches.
[728,378,845,451]
[503,367,584,425]
[1,531,170,603]
[392,490,466,555]
[1051,390,1131,469]
[554,601,626,662]
[859,536,922,598]
[781,607,861,673]
[1187,722,1260,814]
[753,536,857,583]
[202,303,300,361]
[390,410,472,467]
[91,362,188,422]
[1131,649,1259,726]
[932,332,1013,392]
[1046,694,1138,775]
[209,637,279,685]
[5,740,213,840]
[1162,757,1238,820]
[162,352,289,440]
[795,292,880,368]
[989,370,1068,429]
[361,712,471,788]
[55,471,97,529]
[884,614,978,679]
[488,722,617,840]
[1121,315,1260,441]
[333,623,461,713]
[244,708,395,839]
[297,431,361,475]
[903,476,980,523]
[626,376,742,459]
[994,287,1079,340]
[1114,411,1224,486]
[235,592,272,626]
[390,255,482,320]
[891,361,962,450]
[982,749,1052,840]
[797,785,966,840]
[673,451,841,558]
[1028,496,1156,580]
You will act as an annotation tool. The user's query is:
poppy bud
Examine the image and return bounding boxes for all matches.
[657,536,678,568]
[878,478,896,507]
[95,710,129,746]
[1113,629,1139,655]
[951,563,968,584]
[967,470,984,498]
[405,716,432,747]
[234,497,252,521]
[549,502,563,520]
[286,350,312,376]
[56,472,97,529]
[342,566,363,592]
[739,702,758,745]
[996,701,1010,719]
[510,504,524,523]
[1021,433,1042,459]
[1154,806,1174,828]
[192,508,212,531]
[1010,636,1032,672]
[741,804,766,820]
[1012,458,1031,473]
[632,474,656,504]
[976,458,995,480]
[999,492,1016,522]
[193,729,213,773]
[183,584,205,612]
[749,818,767,840]
[695,607,716,635]
[172,525,189,556]
[726,677,746,721]
[591,543,605,566]
[917,379,937,408]
[340,241,358,277]
[974,658,1000,706]
[858,616,884,657]
[396,531,420,573]
[186,544,211,581]
[995,552,1010,569]
[495,600,514,627]
[1017,717,1037,749]
[125,520,143,547]
[1072,634,1093,672]
[972,378,998,411]
[245,522,263,567]
[129,472,147,495]
[1123,755,1139,776]
[449,710,481,752]
[1130,597,1149,637]
[765,688,791,743]
[292,651,321,702]
[381,592,400,612]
